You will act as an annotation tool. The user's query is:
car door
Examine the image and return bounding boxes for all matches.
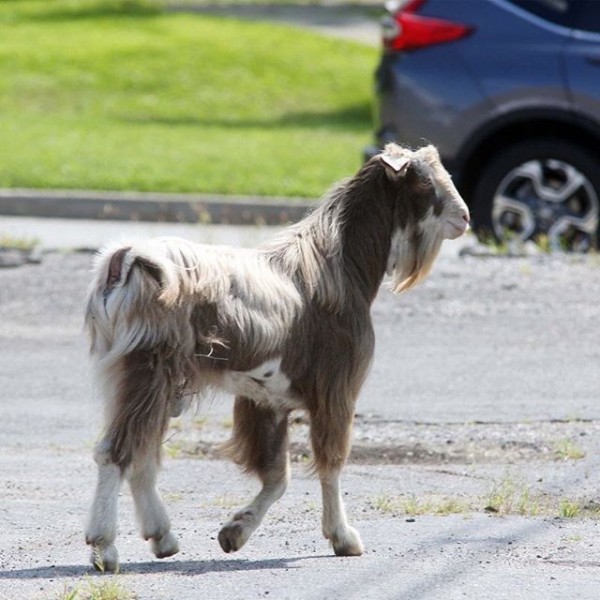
[562,1,600,127]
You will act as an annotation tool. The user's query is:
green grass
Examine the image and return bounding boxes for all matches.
[167,0,375,5]
[371,494,470,517]
[485,476,543,516]
[554,439,586,461]
[0,233,38,249]
[0,0,377,197]
[559,499,580,519]
[56,578,136,600]
[370,486,600,520]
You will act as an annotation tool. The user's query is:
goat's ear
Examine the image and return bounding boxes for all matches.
[380,153,410,177]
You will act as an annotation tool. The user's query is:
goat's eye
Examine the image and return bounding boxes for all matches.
[426,175,445,216]
[432,190,444,216]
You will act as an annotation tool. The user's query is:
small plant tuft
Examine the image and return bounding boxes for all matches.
[0,234,38,250]
[485,476,543,516]
[55,578,136,600]
[554,439,586,461]
[371,494,469,516]
[559,499,580,518]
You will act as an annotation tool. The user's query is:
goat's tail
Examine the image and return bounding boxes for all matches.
[85,241,182,361]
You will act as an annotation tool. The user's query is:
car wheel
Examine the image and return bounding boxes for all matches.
[471,138,600,251]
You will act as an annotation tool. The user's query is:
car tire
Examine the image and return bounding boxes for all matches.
[471,138,600,251]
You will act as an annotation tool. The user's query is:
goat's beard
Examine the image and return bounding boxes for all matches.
[388,226,444,294]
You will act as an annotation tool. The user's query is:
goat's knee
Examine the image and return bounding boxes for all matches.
[92,439,113,467]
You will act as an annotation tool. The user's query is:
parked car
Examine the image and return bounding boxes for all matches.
[365,0,600,250]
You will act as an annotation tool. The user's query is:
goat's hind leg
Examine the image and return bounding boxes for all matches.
[86,350,179,570]
[127,452,179,559]
[218,397,290,553]
[85,437,122,572]
[88,449,179,570]
[128,381,190,557]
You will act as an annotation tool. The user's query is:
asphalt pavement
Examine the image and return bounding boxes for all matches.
[2,232,600,600]
[168,2,382,45]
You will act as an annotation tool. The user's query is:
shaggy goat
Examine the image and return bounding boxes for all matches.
[84,144,469,571]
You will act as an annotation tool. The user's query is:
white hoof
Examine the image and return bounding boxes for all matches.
[89,544,119,573]
[329,526,364,557]
[151,531,180,559]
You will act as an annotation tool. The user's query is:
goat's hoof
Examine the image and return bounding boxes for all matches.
[330,526,364,557]
[151,531,180,559]
[218,517,253,553]
[89,544,119,573]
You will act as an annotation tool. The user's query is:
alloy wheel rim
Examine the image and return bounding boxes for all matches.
[492,159,599,251]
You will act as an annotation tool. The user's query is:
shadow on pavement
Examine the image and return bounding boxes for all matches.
[0,555,332,580]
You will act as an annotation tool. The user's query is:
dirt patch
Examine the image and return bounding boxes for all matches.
[166,417,595,466]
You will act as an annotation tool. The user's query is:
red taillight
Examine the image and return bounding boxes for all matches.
[382,0,473,52]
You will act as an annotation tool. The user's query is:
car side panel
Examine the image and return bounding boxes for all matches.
[457,0,570,110]
[375,0,571,164]
[374,46,492,161]
[563,30,600,128]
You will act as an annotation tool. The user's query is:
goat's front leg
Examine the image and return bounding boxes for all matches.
[85,439,122,572]
[311,406,364,556]
[218,397,290,553]
[127,453,179,560]
[319,467,363,556]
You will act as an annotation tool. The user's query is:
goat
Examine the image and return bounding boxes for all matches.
[84,144,470,571]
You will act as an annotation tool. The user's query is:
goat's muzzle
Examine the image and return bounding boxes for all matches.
[445,210,470,240]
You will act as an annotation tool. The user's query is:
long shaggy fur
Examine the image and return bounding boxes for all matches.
[84,144,469,565]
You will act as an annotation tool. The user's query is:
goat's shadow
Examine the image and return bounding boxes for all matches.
[0,556,330,580]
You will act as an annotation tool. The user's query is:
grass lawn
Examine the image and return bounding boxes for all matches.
[0,0,377,197]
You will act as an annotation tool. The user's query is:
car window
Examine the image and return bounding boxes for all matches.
[570,2,600,33]
[507,0,600,33]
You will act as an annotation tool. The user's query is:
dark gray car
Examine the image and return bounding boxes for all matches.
[365,0,600,250]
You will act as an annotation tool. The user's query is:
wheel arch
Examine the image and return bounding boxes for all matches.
[455,109,600,205]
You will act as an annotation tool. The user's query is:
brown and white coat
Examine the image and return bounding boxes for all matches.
[84,144,470,571]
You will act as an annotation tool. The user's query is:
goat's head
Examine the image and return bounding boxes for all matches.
[377,143,470,292]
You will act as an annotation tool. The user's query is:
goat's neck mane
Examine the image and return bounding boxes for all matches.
[262,161,394,311]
